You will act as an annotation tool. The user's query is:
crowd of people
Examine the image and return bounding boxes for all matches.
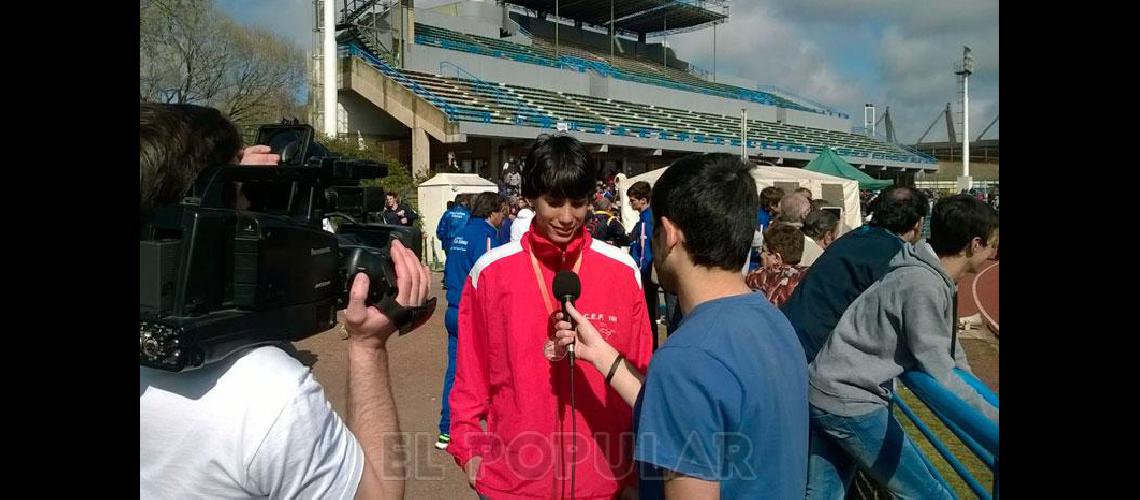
[140,103,999,499]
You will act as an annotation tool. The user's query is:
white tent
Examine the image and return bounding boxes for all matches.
[417,173,499,265]
[617,165,862,234]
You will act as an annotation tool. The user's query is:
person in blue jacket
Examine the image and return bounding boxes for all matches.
[436,194,472,257]
[626,181,657,348]
[436,191,506,451]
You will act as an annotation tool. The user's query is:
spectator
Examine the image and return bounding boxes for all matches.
[496,199,514,243]
[504,159,521,193]
[746,223,809,307]
[586,197,629,246]
[778,193,824,267]
[757,186,785,232]
[435,195,472,258]
[437,192,508,451]
[509,195,535,242]
[382,192,418,226]
[781,186,930,363]
[806,194,998,498]
[627,180,658,347]
[795,186,813,201]
[749,186,786,272]
[803,208,840,250]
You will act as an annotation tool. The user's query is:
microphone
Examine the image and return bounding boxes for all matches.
[552,269,582,500]
[552,270,581,361]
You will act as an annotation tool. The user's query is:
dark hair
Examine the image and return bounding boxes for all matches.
[870,186,929,235]
[386,191,400,200]
[456,193,473,208]
[794,187,813,200]
[652,153,756,271]
[763,223,805,265]
[929,194,999,256]
[810,198,828,211]
[626,180,652,201]
[470,192,505,218]
[446,200,455,210]
[594,197,611,211]
[522,134,595,200]
[140,103,241,215]
[802,209,839,240]
[760,186,785,211]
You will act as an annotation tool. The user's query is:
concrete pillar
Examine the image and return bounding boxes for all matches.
[490,138,503,181]
[412,127,430,180]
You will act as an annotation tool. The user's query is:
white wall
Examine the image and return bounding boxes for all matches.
[785,108,849,131]
[408,44,592,93]
[604,79,779,122]
[417,5,501,38]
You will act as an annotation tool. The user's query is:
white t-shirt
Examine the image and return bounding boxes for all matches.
[140,345,363,499]
[800,235,825,267]
[511,208,535,242]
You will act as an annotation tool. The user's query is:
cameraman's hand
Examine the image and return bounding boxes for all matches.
[344,240,431,349]
[238,145,281,166]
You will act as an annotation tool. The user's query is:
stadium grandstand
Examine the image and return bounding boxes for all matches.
[314,0,937,187]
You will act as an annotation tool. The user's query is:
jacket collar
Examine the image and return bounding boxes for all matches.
[523,222,592,270]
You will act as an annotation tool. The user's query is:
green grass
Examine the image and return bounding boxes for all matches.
[893,386,995,498]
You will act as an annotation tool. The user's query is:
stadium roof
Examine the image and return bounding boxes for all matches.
[505,0,728,35]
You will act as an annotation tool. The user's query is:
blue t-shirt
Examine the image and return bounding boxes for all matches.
[634,292,808,499]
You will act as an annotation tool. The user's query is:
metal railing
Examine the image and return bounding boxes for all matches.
[756,83,851,119]
[342,44,491,123]
[894,368,999,499]
[438,61,549,126]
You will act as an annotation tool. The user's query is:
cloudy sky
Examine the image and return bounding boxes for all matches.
[218,0,997,142]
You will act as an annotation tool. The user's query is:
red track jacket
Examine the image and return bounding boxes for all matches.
[448,227,654,499]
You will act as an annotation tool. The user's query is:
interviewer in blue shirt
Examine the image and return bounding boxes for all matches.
[556,154,808,499]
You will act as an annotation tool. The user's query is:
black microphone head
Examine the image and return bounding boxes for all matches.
[552,270,581,301]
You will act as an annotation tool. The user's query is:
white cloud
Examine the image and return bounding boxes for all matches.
[215,0,997,141]
[669,0,998,142]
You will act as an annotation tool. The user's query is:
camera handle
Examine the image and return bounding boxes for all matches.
[342,245,436,335]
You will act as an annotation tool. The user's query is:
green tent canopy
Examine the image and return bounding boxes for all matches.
[803,148,894,190]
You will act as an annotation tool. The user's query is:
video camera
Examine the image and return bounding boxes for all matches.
[140,123,435,372]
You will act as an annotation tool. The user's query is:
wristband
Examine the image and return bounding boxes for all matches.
[605,353,625,385]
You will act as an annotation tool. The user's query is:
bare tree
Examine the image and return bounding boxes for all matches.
[140,0,305,126]
[216,22,306,126]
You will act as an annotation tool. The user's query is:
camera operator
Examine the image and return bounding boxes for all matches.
[139,103,430,499]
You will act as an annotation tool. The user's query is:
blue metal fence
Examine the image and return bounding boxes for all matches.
[895,369,999,499]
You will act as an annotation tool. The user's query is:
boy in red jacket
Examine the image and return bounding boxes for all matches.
[448,134,653,499]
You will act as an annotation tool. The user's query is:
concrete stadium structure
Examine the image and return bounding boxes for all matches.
[315,0,937,187]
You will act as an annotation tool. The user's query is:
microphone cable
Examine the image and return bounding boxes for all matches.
[569,349,577,499]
